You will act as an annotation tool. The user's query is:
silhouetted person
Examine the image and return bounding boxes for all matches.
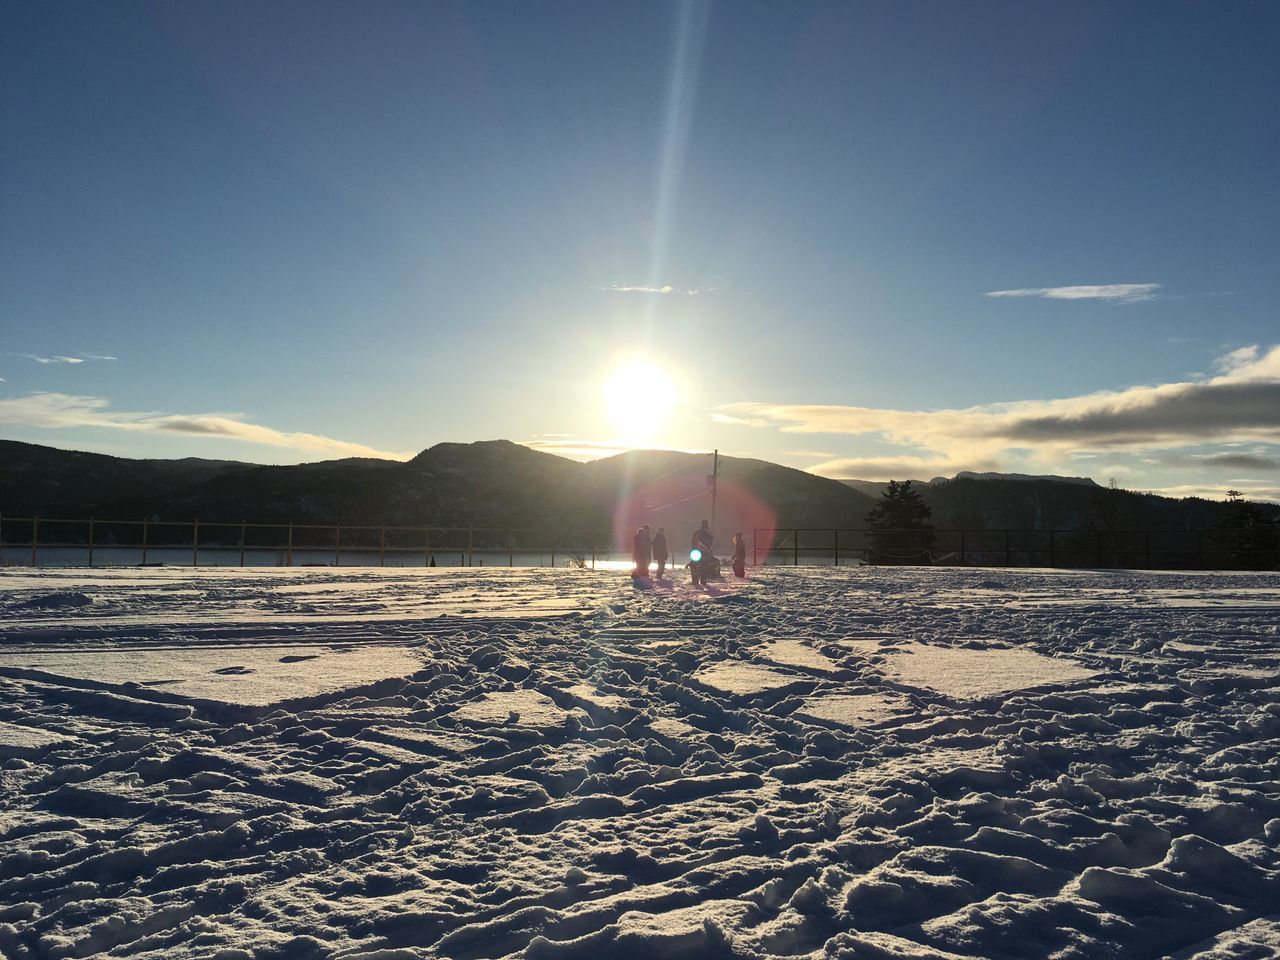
[633,526,652,579]
[690,520,713,585]
[732,532,746,578]
[652,528,668,579]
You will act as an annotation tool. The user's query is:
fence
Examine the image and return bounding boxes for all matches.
[0,516,617,569]
[2,516,1274,571]
[755,527,1279,571]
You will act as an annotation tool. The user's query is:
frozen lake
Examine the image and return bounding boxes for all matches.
[1,565,1278,959]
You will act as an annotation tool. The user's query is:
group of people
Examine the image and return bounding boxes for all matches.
[632,521,747,583]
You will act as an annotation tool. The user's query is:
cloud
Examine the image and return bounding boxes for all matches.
[603,284,701,295]
[720,344,1280,472]
[520,437,636,460]
[0,392,410,460]
[1168,452,1280,472]
[12,352,117,364]
[520,437,707,461]
[984,283,1160,303]
[807,454,1004,481]
[1145,481,1280,504]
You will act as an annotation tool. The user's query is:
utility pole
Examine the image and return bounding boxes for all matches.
[709,449,719,537]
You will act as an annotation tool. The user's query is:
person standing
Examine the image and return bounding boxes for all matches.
[633,525,652,579]
[652,527,669,579]
[732,532,747,578]
[690,520,713,585]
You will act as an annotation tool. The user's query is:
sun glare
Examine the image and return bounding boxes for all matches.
[604,358,676,443]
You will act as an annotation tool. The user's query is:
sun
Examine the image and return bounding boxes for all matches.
[604,358,676,443]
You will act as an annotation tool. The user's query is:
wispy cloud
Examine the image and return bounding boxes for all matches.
[807,454,1003,481]
[603,284,702,296]
[720,344,1280,480]
[1167,452,1280,472]
[12,352,118,365]
[521,436,707,461]
[1145,480,1280,504]
[0,392,410,460]
[984,283,1161,304]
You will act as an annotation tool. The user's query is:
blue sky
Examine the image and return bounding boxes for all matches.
[2,1,1279,499]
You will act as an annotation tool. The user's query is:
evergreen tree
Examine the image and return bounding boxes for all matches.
[865,480,936,564]
[1214,490,1279,569]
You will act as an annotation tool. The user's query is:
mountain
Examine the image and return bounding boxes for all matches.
[5,439,1271,539]
[0,440,251,517]
[842,473,1273,530]
[0,440,877,544]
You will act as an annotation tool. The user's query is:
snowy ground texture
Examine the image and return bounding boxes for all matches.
[1,565,1279,960]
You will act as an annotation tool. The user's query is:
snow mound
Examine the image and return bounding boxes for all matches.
[16,591,94,609]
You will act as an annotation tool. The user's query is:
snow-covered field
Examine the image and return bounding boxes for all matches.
[1,565,1278,960]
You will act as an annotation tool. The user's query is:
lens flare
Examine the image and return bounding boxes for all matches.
[689,548,702,562]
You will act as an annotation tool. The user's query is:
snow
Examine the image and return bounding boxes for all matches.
[878,642,1099,700]
[0,645,424,707]
[1,563,1278,959]
[692,662,808,696]
[795,693,910,728]
[451,690,571,728]
[0,719,77,756]
[758,638,843,674]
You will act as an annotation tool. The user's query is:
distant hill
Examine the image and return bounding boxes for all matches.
[0,440,878,544]
[0,440,251,518]
[841,474,1272,530]
[4,438,1271,538]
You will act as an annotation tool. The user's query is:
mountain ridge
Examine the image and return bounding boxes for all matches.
[2,438,1272,534]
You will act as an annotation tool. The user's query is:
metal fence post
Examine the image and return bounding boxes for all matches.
[833,529,840,567]
[793,529,799,566]
[88,517,95,567]
[467,527,473,567]
[379,526,386,568]
[508,536,513,568]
